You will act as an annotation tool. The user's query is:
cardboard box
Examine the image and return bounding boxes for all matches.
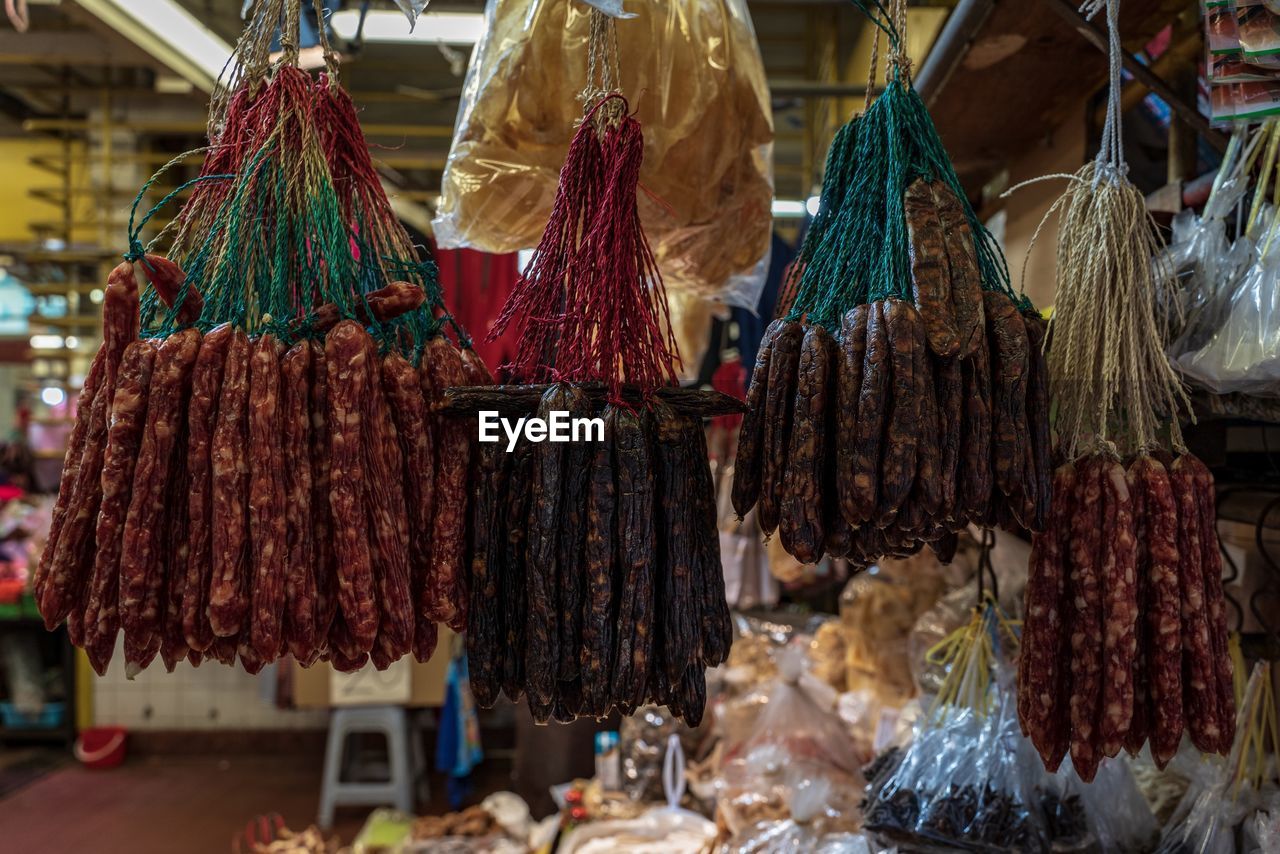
[293,627,455,708]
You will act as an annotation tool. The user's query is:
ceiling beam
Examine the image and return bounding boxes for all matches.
[0,30,131,66]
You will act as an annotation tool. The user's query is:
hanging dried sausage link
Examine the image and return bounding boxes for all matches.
[181,324,233,653]
[1098,458,1138,759]
[325,321,379,653]
[280,342,316,661]
[363,344,414,668]
[780,324,835,563]
[524,384,570,705]
[208,329,252,638]
[81,340,158,675]
[904,178,961,357]
[302,281,428,335]
[984,292,1030,502]
[39,264,139,629]
[119,329,201,676]
[1125,457,1151,757]
[422,336,470,630]
[913,328,942,521]
[159,417,193,672]
[467,441,507,708]
[1068,454,1105,782]
[556,385,593,682]
[835,306,869,526]
[246,335,288,663]
[849,302,889,524]
[309,341,338,656]
[690,419,731,668]
[759,321,803,536]
[1182,454,1235,755]
[136,254,202,326]
[502,441,534,703]
[654,401,699,682]
[1017,463,1075,772]
[1023,313,1052,531]
[1171,455,1224,755]
[732,320,784,519]
[957,341,993,523]
[932,181,986,358]
[876,300,920,526]
[934,354,963,523]
[611,408,657,712]
[581,409,618,716]
[382,352,436,663]
[35,348,105,605]
[679,665,708,728]
[1136,455,1184,769]
[459,345,494,385]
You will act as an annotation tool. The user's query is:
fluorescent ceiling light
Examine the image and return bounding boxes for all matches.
[77,0,234,93]
[772,199,807,218]
[330,10,485,45]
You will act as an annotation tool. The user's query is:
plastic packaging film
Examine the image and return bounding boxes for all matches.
[434,0,775,309]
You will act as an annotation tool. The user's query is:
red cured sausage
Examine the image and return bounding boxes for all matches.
[247,335,288,663]
[281,343,317,661]
[208,330,252,638]
[421,336,470,631]
[1098,458,1137,759]
[1067,455,1105,782]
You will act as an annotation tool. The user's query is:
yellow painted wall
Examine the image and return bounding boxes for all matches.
[0,138,95,245]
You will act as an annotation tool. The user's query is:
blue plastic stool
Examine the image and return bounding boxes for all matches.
[318,705,422,829]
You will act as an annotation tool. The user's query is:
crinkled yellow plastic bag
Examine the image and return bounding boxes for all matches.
[434,0,774,308]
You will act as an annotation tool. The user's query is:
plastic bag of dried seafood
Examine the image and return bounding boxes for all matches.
[433,0,773,307]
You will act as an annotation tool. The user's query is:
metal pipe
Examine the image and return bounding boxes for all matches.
[914,0,996,106]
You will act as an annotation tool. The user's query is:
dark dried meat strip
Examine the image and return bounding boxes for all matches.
[1125,456,1151,757]
[208,329,252,638]
[876,300,919,526]
[501,440,534,703]
[611,408,657,713]
[422,336,470,630]
[654,401,699,682]
[182,323,234,653]
[281,342,316,661]
[580,409,618,717]
[309,341,339,655]
[325,321,379,653]
[467,441,507,707]
[984,292,1029,502]
[1098,458,1138,759]
[1068,455,1105,782]
[779,324,835,564]
[934,355,963,523]
[247,335,288,663]
[904,178,961,357]
[931,181,986,358]
[556,385,593,682]
[850,302,890,525]
[732,319,783,519]
[524,384,569,706]
[957,340,993,523]
[758,321,803,535]
[1136,456,1184,769]
[835,306,869,527]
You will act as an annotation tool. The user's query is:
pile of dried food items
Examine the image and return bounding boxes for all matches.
[1014,0,1233,783]
[445,12,737,726]
[731,0,1049,569]
[33,0,483,677]
[433,0,774,307]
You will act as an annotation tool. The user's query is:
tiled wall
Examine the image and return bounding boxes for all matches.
[92,637,327,731]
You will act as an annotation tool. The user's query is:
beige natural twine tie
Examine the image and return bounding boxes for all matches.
[1005,0,1190,460]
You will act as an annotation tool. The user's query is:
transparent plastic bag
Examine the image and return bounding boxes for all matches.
[433,0,774,308]
[392,0,430,27]
[1037,754,1159,852]
[864,664,1048,852]
[1244,791,1280,853]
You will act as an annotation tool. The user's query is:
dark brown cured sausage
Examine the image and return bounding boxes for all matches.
[1171,456,1223,755]
[280,342,316,661]
[325,321,379,653]
[611,408,657,712]
[1023,313,1052,531]
[904,178,961,357]
[208,329,252,638]
[524,384,570,706]
[984,292,1030,502]
[467,441,507,708]
[501,440,534,703]
[779,324,835,564]
[876,300,919,526]
[556,385,593,682]
[654,401,699,682]
[182,323,234,653]
[1018,463,1075,772]
[82,340,158,675]
[732,319,783,519]
[931,181,986,358]
[849,302,890,525]
[1068,454,1105,782]
[247,335,288,663]
[934,355,963,523]
[422,336,469,630]
[1136,456,1184,768]
[758,321,803,536]
[835,306,869,526]
[1098,458,1138,759]
[309,341,339,655]
[913,328,942,520]
[581,409,618,716]
[1125,456,1151,757]
[957,341,993,523]
[119,328,201,676]
[382,352,436,663]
